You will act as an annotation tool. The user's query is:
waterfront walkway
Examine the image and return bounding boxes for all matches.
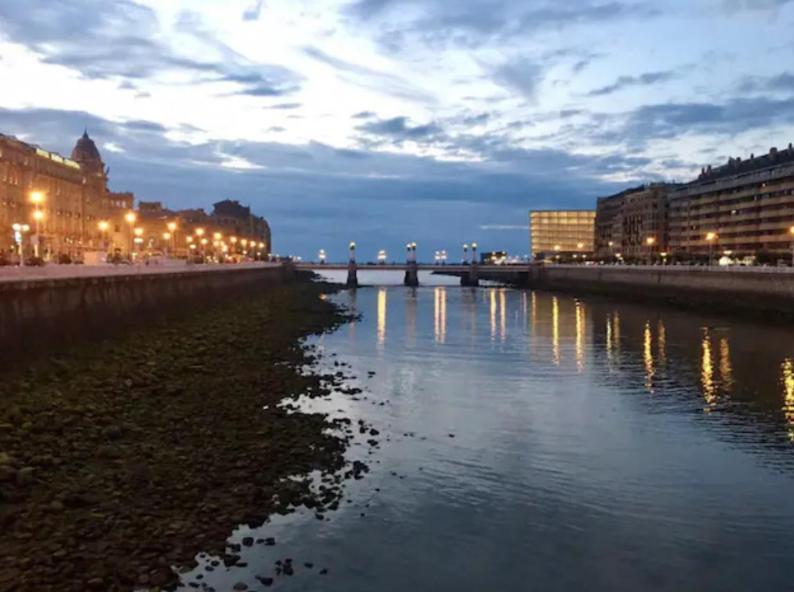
[0,261,279,284]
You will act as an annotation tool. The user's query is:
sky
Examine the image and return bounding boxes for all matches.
[1,0,794,261]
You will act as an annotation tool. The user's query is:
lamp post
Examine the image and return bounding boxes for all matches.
[318,249,326,264]
[30,191,45,258]
[463,243,469,264]
[97,220,109,255]
[125,212,137,259]
[162,232,171,257]
[133,227,144,261]
[705,232,718,266]
[12,223,30,266]
[167,221,177,257]
[349,241,356,263]
[195,227,205,260]
[471,242,477,264]
[378,249,387,264]
[645,236,656,265]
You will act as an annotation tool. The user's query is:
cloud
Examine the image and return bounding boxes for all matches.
[303,46,434,103]
[492,59,544,99]
[0,106,630,257]
[586,70,678,96]
[0,1,301,97]
[242,0,264,21]
[358,116,443,143]
[352,111,377,119]
[346,0,659,49]
[739,71,794,93]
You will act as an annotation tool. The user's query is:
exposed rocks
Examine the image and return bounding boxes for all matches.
[0,279,360,592]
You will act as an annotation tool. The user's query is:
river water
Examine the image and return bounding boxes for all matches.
[186,271,794,591]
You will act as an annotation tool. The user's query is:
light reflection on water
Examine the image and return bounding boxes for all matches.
[188,271,794,592]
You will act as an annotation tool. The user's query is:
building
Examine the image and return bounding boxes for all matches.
[1,130,272,263]
[211,199,271,255]
[668,145,794,259]
[595,184,673,260]
[0,130,134,261]
[529,210,595,260]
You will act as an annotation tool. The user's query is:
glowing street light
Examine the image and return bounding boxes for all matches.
[98,220,110,252]
[705,231,718,266]
[12,223,30,266]
[318,249,327,264]
[377,249,387,264]
[349,241,356,263]
[463,243,469,264]
[30,191,45,257]
[125,212,137,258]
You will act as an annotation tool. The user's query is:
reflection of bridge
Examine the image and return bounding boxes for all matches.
[295,262,530,287]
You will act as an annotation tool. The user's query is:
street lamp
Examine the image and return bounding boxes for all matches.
[318,249,326,264]
[98,220,110,253]
[167,221,177,256]
[12,223,30,266]
[463,243,469,264]
[471,242,477,264]
[125,212,137,258]
[30,191,45,258]
[349,241,356,263]
[645,236,656,265]
[162,232,171,256]
[705,232,718,266]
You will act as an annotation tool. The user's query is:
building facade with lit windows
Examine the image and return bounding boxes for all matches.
[0,130,134,260]
[529,209,595,260]
[595,184,675,260]
[668,145,794,258]
[0,130,272,263]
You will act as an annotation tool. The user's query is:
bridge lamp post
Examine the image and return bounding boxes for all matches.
[349,241,356,263]
[411,242,417,263]
[463,243,469,264]
[377,249,387,264]
[319,249,327,264]
[705,232,718,266]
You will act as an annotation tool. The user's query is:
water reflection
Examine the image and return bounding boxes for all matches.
[198,280,794,592]
[434,287,447,344]
[643,321,654,392]
[575,301,585,372]
[782,359,794,441]
[377,288,387,348]
[552,296,560,366]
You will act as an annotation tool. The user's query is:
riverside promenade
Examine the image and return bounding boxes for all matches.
[0,261,292,361]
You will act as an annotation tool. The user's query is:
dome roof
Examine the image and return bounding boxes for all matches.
[71,130,102,163]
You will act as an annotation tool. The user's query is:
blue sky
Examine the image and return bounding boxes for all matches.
[1,0,794,261]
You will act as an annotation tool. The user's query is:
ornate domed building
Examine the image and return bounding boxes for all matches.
[70,130,106,177]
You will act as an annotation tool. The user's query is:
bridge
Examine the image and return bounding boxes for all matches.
[295,261,529,287]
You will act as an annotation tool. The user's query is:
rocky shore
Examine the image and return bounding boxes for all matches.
[0,277,361,591]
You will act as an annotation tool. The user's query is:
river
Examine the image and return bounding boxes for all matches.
[184,270,794,591]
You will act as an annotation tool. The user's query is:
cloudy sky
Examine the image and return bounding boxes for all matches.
[1,0,794,260]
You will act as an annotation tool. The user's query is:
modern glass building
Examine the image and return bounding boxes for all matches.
[529,210,595,260]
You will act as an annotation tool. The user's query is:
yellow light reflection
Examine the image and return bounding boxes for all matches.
[499,289,507,342]
[490,289,497,342]
[348,290,357,340]
[575,301,585,372]
[657,320,667,367]
[405,288,417,344]
[718,338,733,394]
[781,359,794,441]
[377,288,387,348]
[701,331,716,409]
[643,321,654,392]
[434,287,447,344]
[605,313,613,364]
[552,296,560,366]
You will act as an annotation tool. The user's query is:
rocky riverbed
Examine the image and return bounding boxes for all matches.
[0,278,364,591]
